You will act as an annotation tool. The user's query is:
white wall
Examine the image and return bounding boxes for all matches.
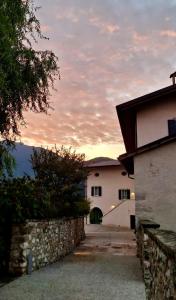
[137,98,176,147]
[87,165,135,227]
[134,141,176,231]
[103,200,135,227]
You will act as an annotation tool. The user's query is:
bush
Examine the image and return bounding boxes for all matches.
[0,146,90,223]
[0,177,52,223]
[31,146,90,218]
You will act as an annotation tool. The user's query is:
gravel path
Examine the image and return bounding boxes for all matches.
[0,225,146,300]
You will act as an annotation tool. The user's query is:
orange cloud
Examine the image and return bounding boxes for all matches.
[40,24,51,33]
[133,32,149,43]
[89,17,120,34]
[18,0,175,159]
[160,30,176,37]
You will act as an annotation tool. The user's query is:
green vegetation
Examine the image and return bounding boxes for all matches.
[31,146,90,218]
[0,146,89,223]
[0,1,89,273]
[0,0,58,139]
[0,142,16,177]
[0,0,59,176]
[0,177,50,223]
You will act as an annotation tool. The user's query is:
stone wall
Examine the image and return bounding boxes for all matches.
[137,220,176,300]
[134,141,176,232]
[9,218,85,275]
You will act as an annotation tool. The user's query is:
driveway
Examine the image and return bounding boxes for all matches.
[0,225,146,300]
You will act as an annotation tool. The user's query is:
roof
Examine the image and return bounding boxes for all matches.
[85,157,120,168]
[117,84,176,111]
[116,84,176,153]
[170,72,176,78]
[119,135,176,174]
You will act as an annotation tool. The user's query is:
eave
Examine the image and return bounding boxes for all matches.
[119,135,176,175]
[116,84,176,153]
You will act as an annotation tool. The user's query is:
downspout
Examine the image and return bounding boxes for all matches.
[128,173,134,180]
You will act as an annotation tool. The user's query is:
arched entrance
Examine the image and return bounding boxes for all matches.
[90,207,103,224]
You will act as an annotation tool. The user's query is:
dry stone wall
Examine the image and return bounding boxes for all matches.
[137,220,176,300]
[9,218,85,275]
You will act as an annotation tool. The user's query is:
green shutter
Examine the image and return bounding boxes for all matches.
[99,186,102,196]
[127,190,130,199]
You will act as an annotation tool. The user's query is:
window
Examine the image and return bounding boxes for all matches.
[119,189,130,200]
[91,186,102,197]
[168,119,176,136]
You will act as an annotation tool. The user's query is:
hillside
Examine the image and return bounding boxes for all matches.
[9,143,41,177]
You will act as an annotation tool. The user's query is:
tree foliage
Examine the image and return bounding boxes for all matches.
[0,176,52,273]
[0,141,16,177]
[0,176,52,222]
[0,0,58,139]
[31,146,90,217]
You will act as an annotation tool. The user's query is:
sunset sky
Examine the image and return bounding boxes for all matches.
[20,0,176,159]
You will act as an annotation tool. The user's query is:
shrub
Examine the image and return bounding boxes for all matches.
[0,177,52,223]
[0,146,90,223]
[31,146,90,218]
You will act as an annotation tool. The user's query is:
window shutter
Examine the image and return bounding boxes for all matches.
[91,187,94,196]
[119,190,121,200]
[99,186,102,196]
[127,189,130,199]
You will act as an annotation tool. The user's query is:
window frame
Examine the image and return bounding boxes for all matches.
[91,186,102,197]
[119,189,130,200]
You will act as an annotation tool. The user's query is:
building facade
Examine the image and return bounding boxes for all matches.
[116,84,176,231]
[85,158,135,228]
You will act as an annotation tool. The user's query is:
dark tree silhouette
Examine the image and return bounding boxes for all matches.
[31,146,90,217]
[0,0,59,139]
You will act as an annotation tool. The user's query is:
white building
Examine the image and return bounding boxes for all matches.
[116,83,176,231]
[85,157,135,228]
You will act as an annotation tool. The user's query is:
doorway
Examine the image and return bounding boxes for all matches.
[90,207,103,224]
[130,215,135,229]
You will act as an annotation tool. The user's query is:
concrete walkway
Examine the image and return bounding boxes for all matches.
[0,225,146,300]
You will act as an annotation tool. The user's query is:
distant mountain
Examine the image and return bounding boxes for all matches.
[9,147,118,177]
[9,143,41,177]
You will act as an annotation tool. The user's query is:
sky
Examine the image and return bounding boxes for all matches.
[20,0,176,159]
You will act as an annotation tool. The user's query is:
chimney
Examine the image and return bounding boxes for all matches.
[170,72,176,85]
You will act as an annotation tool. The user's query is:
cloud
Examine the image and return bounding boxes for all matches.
[88,16,120,34]
[160,30,176,37]
[40,24,51,33]
[20,0,176,158]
